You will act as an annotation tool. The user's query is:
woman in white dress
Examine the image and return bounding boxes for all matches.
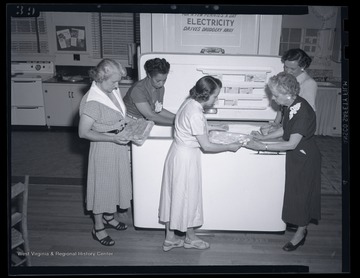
[158,76,243,251]
[79,59,132,246]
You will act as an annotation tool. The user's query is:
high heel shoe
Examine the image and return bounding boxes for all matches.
[282,229,307,251]
[92,227,115,246]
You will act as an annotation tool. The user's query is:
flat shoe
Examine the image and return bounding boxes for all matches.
[184,239,210,250]
[162,239,184,252]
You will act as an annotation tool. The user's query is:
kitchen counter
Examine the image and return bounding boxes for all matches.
[43,77,135,86]
[317,81,341,88]
[44,77,91,84]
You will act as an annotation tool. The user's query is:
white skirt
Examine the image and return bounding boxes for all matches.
[158,141,203,232]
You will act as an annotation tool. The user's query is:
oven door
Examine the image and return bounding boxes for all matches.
[11,78,44,106]
[11,78,46,125]
[11,106,46,125]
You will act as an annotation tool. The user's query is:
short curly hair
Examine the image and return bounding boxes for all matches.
[189,76,222,102]
[144,58,170,77]
[267,72,300,97]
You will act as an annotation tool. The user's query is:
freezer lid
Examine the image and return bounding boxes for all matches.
[139,52,284,121]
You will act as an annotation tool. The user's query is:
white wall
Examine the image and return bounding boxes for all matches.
[140,13,282,56]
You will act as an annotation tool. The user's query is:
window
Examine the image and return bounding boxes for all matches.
[91,13,139,60]
[279,27,319,59]
[11,12,49,54]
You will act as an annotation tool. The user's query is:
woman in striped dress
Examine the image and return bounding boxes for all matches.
[79,59,132,246]
[158,76,243,251]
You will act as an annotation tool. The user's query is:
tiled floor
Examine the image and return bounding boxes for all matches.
[10,129,342,195]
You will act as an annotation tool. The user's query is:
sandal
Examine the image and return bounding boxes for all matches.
[184,238,210,250]
[162,239,184,252]
[92,227,115,246]
[102,215,128,231]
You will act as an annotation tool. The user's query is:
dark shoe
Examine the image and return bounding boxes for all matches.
[286,223,298,232]
[103,215,128,231]
[92,227,115,246]
[282,229,307,251]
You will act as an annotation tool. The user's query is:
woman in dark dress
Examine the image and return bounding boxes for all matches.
[245,72,321,251]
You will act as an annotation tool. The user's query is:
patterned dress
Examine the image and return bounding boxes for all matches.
[79,82,132,214]
[282,96,321,226]
[158,99,207,232]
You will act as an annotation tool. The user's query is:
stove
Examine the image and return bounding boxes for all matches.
[11,61,55,126]
[11,61,54,81]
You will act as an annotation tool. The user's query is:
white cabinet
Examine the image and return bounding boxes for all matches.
[140,14,282,55]
[43,83,90,127]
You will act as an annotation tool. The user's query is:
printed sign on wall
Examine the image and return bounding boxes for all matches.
[180,14,242,47]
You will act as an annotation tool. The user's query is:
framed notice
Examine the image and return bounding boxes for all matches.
[180,14,241,46]
[56,26,86,51]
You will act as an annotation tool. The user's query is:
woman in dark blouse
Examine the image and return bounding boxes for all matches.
[245,72,321,251]
[123,58,175,126]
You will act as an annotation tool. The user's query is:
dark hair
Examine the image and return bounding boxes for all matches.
[267,72,300,97]
[144,58,170,77]
[189,76,222,102]
[281,48,312,69]
[89,59,126,82]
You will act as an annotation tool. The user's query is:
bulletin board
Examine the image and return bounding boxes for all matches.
[56,26,86,51]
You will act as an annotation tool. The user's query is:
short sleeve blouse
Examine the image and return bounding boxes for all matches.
[123,78,165,118]
[174,99,207,147]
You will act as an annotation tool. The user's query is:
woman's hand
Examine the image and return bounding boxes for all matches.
[244,139,265,151]
[227,142,243,152]
[113,135,130,145]
[250,130,265,139]
[260,124,272,135]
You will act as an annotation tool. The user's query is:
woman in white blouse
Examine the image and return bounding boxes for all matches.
[261,48,318,135]
[158,76,243,251]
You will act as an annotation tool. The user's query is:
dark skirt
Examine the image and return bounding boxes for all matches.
[282,139,322,226]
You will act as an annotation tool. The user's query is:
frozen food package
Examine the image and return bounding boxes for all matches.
[209,130,252,145]
[117,118,155,146]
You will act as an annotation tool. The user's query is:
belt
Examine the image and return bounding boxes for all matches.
[102,123,127,134]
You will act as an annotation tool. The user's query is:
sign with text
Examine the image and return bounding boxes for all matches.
[180,14,242,47]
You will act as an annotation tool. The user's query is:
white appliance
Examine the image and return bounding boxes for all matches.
[11,61,54,126]
[132,53,286,232]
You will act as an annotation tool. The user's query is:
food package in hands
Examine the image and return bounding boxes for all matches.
[117,118,155,146]
[209,130,252,145]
